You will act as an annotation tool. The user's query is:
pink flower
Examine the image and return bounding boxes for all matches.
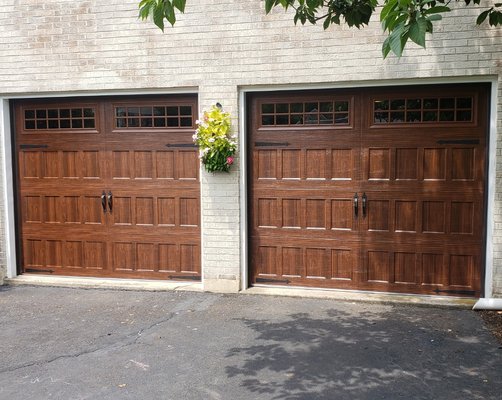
[226,156,234,165]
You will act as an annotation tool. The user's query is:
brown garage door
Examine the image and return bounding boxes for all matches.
[14,95,201,280]
[248,84,488,296]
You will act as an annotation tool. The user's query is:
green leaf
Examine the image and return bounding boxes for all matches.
[173,0,186,12]
[382,36,392,58]
[476,9,491,25]
[388,24,407,57]
[408,17,427,47]
[380,0,398,22]
[423,6,451,15]
[427,14,443,21]
[153,3,165,31]
[265,0,276,13]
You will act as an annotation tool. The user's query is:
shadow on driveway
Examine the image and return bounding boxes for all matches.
[225,307,501,400]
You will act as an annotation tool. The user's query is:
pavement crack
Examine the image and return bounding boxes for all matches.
[0,310,182,375]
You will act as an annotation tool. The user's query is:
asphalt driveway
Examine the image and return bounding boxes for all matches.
[0,285,501,400]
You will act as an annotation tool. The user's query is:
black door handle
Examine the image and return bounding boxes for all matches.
[101,191,107,213]
[107,191,113,213]
[353,193,359,217]
[362,193,367,217]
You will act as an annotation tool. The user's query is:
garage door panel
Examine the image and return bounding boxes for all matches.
[252,238,359,285]
[253,195,358,232]
[19,149,107,182]
[15,96,200,280]
[359,241,481,293]
[23,238,109,273]
[254,146,358,181]
[249,84,487,296]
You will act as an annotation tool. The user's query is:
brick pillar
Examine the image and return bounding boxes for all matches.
[199,85,241,292]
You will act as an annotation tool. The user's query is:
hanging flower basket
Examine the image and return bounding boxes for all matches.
[193,104,237,173]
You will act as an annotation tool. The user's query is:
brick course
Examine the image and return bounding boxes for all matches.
[0,0,500,296]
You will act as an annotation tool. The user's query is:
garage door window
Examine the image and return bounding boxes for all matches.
[373,97,473,124]
[115,105,194,128]
[261,100,350,127]
[24,107,96,130]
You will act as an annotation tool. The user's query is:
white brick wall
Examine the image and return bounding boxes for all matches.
[0,0,501,295]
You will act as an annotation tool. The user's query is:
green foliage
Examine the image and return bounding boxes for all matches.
[193,105,237,173]
[138,0,186,31]
[139,0,501,57]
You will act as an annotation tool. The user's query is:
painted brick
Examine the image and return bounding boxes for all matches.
[0,0,500,295]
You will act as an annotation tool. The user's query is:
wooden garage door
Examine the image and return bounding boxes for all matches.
[248,84,488,296]
[15,95,201,280]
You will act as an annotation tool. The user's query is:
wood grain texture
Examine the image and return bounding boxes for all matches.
[248,84,488,296]
[15,95,200,280]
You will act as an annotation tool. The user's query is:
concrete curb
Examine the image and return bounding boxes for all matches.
[4,275,203,292]
[243,286,477,308]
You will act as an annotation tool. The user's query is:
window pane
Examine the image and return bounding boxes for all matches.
[440,98,455,109]
[154,117,166,127]
[456,110,472,121]
[153,106,166,116]
[140,107,152,116]
[116,107,127,117]
[180,106,192,115]
[36,109,47,119]
[262,104,274,113]
[390,112,405,122]
[166,106,178,116]
[290,114,302,125]
[128,107,140,116]
[423,99,438,109]
[84,119,95,128]
[180,117,192,127]
[439,111,455,121]
[374,100,388,111]
[335,113,349,124]
[374,112,388,123]
[60,119,71,128]
[167,118,178,127]
[262,115,274,125]
[128,118,139,127]
[290,103,303,113]
[71,108,82,118]
[25,110,35,119]
[457,97,472,108]
[140,118,152,127]
[305,102,318,113]
[25,120,35,129]
[276,115,289,125]
[423,111,438,121]
[335,101,349,112]
[276,103,289,113]
[71,119,83,128]
[48,109,59,118]
[320,102,333,112]
[406,111,421,122]
[390,99,405,110]
[406,99,421,109]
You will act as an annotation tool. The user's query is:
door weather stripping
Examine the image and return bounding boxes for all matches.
[434,288,476,296]
[25,268,54,274]
[168,275,201,281]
